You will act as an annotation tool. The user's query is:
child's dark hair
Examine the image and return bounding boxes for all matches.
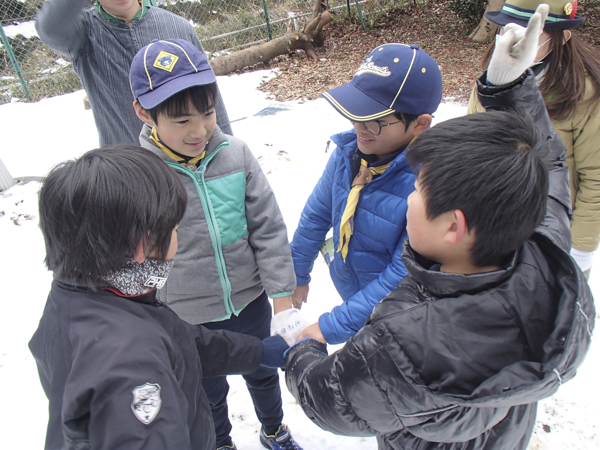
[394,112,419,129]
[146,83,217,123]
[39,145,187,289]
[406,110,549,267]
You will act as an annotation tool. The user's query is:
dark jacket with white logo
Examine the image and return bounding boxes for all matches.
[284,71,596,449]
[29,281,262,450]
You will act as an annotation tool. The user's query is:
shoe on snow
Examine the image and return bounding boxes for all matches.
[260,424,303,450]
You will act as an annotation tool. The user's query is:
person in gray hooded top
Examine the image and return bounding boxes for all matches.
[35,0,232,146]
[129,38,304,450]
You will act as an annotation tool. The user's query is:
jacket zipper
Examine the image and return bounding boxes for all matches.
[166,141,236,316]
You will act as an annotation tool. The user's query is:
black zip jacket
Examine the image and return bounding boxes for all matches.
[284,71,596,449]
[29,281,262,449]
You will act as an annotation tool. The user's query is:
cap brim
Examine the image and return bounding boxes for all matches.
[321,82,395,122]
[485,10,585,30]
[137,70,217,110]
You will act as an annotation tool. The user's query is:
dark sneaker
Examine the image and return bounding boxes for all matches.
[217,443,237,450]
[260,424,303,450]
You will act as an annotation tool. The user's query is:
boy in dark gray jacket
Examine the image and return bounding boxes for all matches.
[280,5,595,449]
[30,146,289,450]
[130,39,304,450]
[35,0,232,146]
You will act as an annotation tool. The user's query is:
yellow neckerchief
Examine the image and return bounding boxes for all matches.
[338,159,393,262]
[150,127,206,168]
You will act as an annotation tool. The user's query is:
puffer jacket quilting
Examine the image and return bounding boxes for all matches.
[291,130,415,343]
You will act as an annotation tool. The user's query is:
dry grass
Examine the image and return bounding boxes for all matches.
[234,0,600,104]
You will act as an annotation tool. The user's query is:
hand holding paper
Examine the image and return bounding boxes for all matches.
[270,308,309,346]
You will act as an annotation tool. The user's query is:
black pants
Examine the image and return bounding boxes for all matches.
[201,292,283,447]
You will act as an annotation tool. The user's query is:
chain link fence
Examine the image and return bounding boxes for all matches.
[0,0,407,104]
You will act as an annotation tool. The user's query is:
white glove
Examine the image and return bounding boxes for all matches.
[270,308,309,346]
[570,247,595,272]
[487,4,549,86]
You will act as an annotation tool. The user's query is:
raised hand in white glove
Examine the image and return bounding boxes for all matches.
[270,308,309,346]
[570,247,595,272]
[487,3,549,86]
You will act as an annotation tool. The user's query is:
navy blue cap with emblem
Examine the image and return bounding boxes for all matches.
[130,38,216,110]
[321,43,443,122]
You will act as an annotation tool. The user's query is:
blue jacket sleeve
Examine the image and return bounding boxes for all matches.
[319,230,408,344]
[290,148,340,286]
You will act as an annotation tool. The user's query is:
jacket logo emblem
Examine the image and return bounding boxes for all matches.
[354,57,391,78]
[153,51,179,72]
[144,276,167,289]
[131,382,162,425]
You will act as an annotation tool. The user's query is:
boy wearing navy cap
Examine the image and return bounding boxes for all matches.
[279,6,594,449]
[130,39,304,450]
[289,43,443,345]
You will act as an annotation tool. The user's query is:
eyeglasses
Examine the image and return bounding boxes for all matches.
[351,118,405,136]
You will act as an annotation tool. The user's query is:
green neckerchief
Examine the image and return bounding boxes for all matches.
[95,0,150,25]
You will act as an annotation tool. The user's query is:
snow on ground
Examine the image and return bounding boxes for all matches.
[0,70,598,449]
[1,20,38,41]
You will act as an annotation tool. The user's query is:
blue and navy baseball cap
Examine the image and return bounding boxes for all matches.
[130,39,216,109]
[322,43,442,122]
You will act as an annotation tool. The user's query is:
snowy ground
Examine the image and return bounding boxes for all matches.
[0,70,598,449]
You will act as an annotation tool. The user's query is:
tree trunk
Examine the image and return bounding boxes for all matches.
[210,0,333,76]
[469,0,505,43]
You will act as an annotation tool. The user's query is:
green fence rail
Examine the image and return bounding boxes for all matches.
[0,0,405,104]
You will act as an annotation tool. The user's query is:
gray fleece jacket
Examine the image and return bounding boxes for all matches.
[140,124,296,324]
[35,0,232,146]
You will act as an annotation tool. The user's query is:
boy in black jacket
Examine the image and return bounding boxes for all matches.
[280,5,595,449]
[29,146,287,450]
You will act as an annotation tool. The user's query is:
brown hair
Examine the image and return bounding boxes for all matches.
[480,30,600,121]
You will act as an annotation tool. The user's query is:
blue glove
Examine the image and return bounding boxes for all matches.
[261,335,290,368]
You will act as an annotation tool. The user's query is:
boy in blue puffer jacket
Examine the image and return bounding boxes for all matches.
[290,44,443,344]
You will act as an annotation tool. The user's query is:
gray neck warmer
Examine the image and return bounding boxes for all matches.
[101,258,174,295]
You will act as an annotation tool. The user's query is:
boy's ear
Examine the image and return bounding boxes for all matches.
[411,114,433,137]
[133,100,155,126]
[133,239,146,264]
[443,209,468,245]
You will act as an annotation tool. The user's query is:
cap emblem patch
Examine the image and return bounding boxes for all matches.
[153,51,179,72]
[354,56,391,78]
[564,1,577,18]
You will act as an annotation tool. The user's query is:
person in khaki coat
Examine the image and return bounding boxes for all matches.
[467,0,600,279]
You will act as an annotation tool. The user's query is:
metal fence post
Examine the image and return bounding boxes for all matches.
[0,158,15,191]
[0,21,32,101]
[354,0,367,31]
[261,0,273,40]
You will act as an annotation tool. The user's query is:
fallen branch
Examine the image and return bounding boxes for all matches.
[210,0,333,75]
